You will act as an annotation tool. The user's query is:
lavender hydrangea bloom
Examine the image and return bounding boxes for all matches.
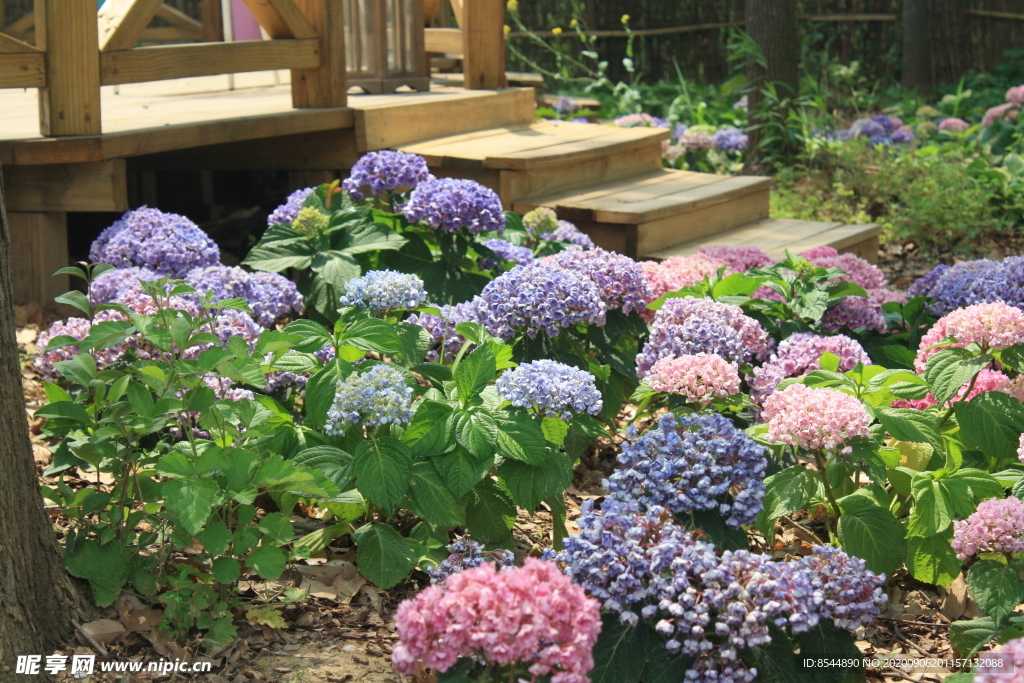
[185,266,304,327]
[907,263,949,299]
[636,297,769,377]
[821,296,887,333]
[402,178,506,235]
[541,220,596,249]
[908,257,1024,315]
[342,151,434,202]
[891,128,916,144]
[613,113,669,128]
[476,262,606,339]
[325,364,413,434]
[89,207,220,277]
[749,332,871,404]
[495,359,602,419]
[89,266,159,306]
[339,270,427,311]
[206,309,263,351]
[406,298,483,362]
[711,127,748,152]
[426,535,515,585]
[482,238,535,266]
[546,246,653,315]
[551,96,579,116]
[267,187,315,226]
[607,412,767,527]
[34,318,112,380]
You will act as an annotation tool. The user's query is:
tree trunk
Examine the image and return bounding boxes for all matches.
[743,0,799,174]
[903,0,970,92]
[0,163,88,677]
[902,0,931,92]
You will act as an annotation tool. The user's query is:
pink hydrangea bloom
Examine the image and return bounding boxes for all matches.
[942,301,1024,350]
[951,496,1024,560]
[640,254,727,298]
[646,353,741,402]
[938,117,970,132]
[914,317,961,373]
[799,246,840,260]
[805,251,888,291]
[695,245,775,272]
[392,559,601,683]
[1019,433,1024,464]
[983,102,1021,127]
[762,384,872,452]
[870,287,908,306]
[997,375,1024,404]
[892,368,1010,410]
[1006,84,1024,105]
[749,332,871,405]
[974,636,1024,683]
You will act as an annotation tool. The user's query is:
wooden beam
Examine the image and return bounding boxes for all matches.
[425,27,462,54]
[238,0,317,39]
[154,3,204,31]
[4,160,128,212]
[100,39,320,85]
[199,0,223,41]
[449,0,464,26]
[0,31,41,54]
[0,52,45,88]
[132,130,360,170]
[967,8,1024,21]
[461,0,505,89]
[98,0,166,52]
[8,211,69,307]
[36,0,102,136]
[291,0,346,108]
[5,11,34,35]
[139,26,202,42]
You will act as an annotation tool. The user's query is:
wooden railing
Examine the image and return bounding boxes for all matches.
[425,0,505,89]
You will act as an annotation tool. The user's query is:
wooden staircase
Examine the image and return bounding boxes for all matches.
[391,116,881,263]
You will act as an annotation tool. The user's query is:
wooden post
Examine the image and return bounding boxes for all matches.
[462,0,505,89]
[35,0,101,136]
[7,212,69,307]
[291,0,346,107]
[200,0,224,41]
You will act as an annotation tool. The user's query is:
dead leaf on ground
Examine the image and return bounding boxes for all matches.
[77,619,128,646]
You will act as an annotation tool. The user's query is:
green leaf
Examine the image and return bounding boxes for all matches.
[247,544,287,580]
[292,446,354,491]
[747,626,803,683]
[836,505,906,576]
[196,521,231,556]
[355,523,417,590]
[757,467,823,537]
[878,408,942,451]
[925,348,992,404]
[950,616,1000,658]
[243,240,316,272]
[541,417,569,446]
[338,220,407,255]
[497,458,559,510]
[968,560,1024,623]
[64,539,129,607]
[465,478,515,546]
[79,320,134,351]
[258,512,294,544]
[955,392,1024,462]
[454,344,496,401]
[589,614,646,683]
[712,272,766,297]
[907,531,961,587]
[795,622,861,683]
[407,460,465,527]
[36,401,92,423]
[450,409,496,459]
[163,479,223,536]
[211,557,241,584]
[305,359,354,430]
[352,438,412,514]
[55,290,91,315]
[949,468,1004,503]
[402,400,454,457]
[907,474,952,538]
[434,446,491,498]
[494,412,547,465]
[342,318,400,354]
[283,320,333,353]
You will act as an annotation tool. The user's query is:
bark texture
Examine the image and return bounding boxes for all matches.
[743,0,799,174]
[0,163,87,677]
[903,0,970,92]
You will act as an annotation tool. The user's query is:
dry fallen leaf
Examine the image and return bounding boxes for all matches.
[78,619,128,646]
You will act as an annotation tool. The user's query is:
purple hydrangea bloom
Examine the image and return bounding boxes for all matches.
[733,95,748,110]
[695,245,774,272]
[482,238,535,266]
[89,266,159,306]
[821,296,888,333]
[185,266,304,327]
[679,129,713,150]
[606,412,767,527]
[495,359,602,419]
[613,113,669,128]
[749,332,871,404]
[342,151,434,202]
[267,187,314,226]
[711,127,748,152]
[206,309,263,350]
[891,128,916,144]
[541,220,596,249]
[325,364,413,434]
[34,318,119,381]
[551,95,579,116]
[338,270,427,311]
[402,178,506,235]
[671,122,689,143]
[426,535,514,585]
[907,263,950,299]
[89,207,220,277]
[476,262,606,340]
[545,246,652,315]
[406,298,483,362]
[908,257,1024,315]
[636,297,769,377]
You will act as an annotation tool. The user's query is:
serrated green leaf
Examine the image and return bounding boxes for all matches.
[466,478,515,546]
[589,614,645,683]
[64,539,129,607]
[211,557,241,584]
[292,446,354,490]
[247,544,287,580]
[163,479,223,536]
[196,521,231,556]
[342,318,400,354]
[305,359,354,430]
[541,417,569,446]
[955,392,1024,462]
[454,344,495,402]
[450,409,496,459]
[403,400,454,457]
[950,616,1000,658]
[355,523,417,590]
[494,412,546,465]
[352,438,412,513]
[907,474,952,538]
[407,460,465,527]
[258,512,294,544]
[497,458,558,510]
[968,560,1024,623]
[433,446,490,497]
[907,531,961,587]
[925,348,992,404]
[836,505,905,576]
[757,467,823,537]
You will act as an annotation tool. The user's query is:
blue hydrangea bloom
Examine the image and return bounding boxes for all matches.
[342,151,434,202]
[909,257,1024,315]
[267,187,314,227]
[89,266,159,306]
[184,266,304,327]
[325,364,414,434]
[406,298,483,362]
[339,270,427,311]
[541,220,596,249]
[90,207,220,277]
[426,535,514,584]
[402,178,506,235]
[496,359,602,419]
[483,238,535,266]
[546,246,652,315]
[606,412,767,528]
[711,127,748,152]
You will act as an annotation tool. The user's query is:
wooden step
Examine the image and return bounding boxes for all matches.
[398,121,669,207]
[512,169,772,257]
[645,218,883,264]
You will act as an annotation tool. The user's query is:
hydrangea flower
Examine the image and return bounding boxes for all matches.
[802,247,888,290]
[403,178,505,235]
[392,559,602,683]
[638,255,728,314]
[938,117,970,132]
[34,318,122,381]
[613,113,668,128]
[983,102,1020,127]
[89,266,160,306]
[636,297,769,377]
[477,262,606,340]
[749,332,871,405]
[495,359,602,419]
[545,246,652,315]
[426,535,514,585]
[1008,85,1024,105]
[184,266,303,327]
[646,353,741,402]
[973,637,1024,683]
[522,206,560,238]
[711,127,748,152]
[952,496,1024,560]
[325,364,413,434]
[678,129,713,150]
[89,207,220,276]
[695,245,774,272]
[941,301,1024,350]
[338,270,426,312]
[267,187,314,226]
[821,296,887,334]
[761,384,872,452]
[482,238,535,266]
[342,151,434,202]
[892,368,1015,411]
[606,412,767,527]
[909,258,1024,316]
[291,206,329,238]
[541,219,596,249]
[406,298,483,362]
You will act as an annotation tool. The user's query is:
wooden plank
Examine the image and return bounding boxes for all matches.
[5,11,34,35]
[36,0,102,136]
[399,123,533,163]
[593,176,773,224]
[636,189,771,256]
[425,27,462,53]
[139,26,202,42]
[487,126,670,170]
[154,3,204,31]
[0,30,40,53]
[100,39,320,85]
[514,170,694,213]
[461,0,504,89]
[200,0,223,41]
[291,0,346,108]
[784,223,882,255]
[98,0,166,52]
[8,211,69,307]
[576,171,726,206]
[449,0,465,26]
[418,122,625,168]
[646,218,843,260]
[0,52,45,88]
[131,129,360,170]
[239,0,317,39]
[355,87,535,150]
[5,160,128,212]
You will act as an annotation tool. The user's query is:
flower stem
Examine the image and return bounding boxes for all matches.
[813,449,842,536]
